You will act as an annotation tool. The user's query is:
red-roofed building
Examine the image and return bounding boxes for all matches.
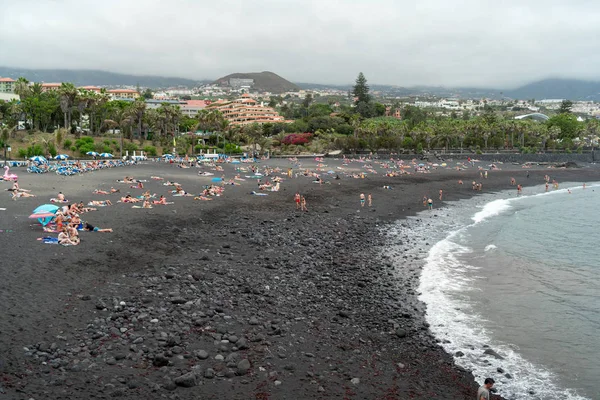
[41,83,61,92]
[0,77,16,93]
[206,97,286,126]
[107,89,139,99]
[180,100,208,117]
[79,86,102,93]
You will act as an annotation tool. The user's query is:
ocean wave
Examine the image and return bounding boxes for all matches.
[414,191,592,400]
[484,244,497,252]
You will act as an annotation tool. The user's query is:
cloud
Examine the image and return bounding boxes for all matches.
[1,0,600,88]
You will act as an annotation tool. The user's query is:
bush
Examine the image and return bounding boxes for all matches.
[281,133,312,145]
[123,141,139,153]
[47,142,57,157]
[223,143,242,154]
[26,144,44,157]
[143,146,157,156]
[63,139,72,149]
[70,146,77,152]
[416,143,424,153]
[18,148,27,158]
[104,140,111,146]
[74,136,94,149]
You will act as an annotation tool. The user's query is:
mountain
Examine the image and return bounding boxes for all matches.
[214,71,299,93]
[0,66,207,88]
[503,78,600,101]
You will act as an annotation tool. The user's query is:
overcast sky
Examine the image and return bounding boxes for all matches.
[1,0,599,88]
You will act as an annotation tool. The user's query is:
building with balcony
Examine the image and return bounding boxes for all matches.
[79,86,102,93]
[107,89,140,99]
[206,95,286,126]
[41,83,62,92]
[0,77,16,93]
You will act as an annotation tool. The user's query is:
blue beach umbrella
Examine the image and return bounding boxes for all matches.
[162,154,174,158]
[86,151,99,156]
[29,156,47,164]
[99,153,113,158]
[33,204,60,214]
[55,154,69,160]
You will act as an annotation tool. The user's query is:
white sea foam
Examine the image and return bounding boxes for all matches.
[472,199,512,224]
[407,185,598,400]
[484,244,497,252]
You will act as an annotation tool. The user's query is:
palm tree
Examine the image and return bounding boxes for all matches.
[242,123,264,154]
[130,98,147,140]
[14,77,31,99]
[104,105,133,157]
[59,83,78,130]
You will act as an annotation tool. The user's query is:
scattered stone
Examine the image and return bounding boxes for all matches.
[237,359,251,375]
[351,378,360,385]
[174,372,198,388]
[195,350,209,360]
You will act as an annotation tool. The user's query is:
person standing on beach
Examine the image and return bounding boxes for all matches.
[484,170,488,179]
[360,193,365,207]
[472,181,477,190]
[423,195,428,206]
[294,192,301,210]
[477,378,495,400]
[439,189,443,201]
[300,196,308,212]
[510,177,516,186]
[545,182,549,192]
[517,184,522,194]
[368,193,372,207]
[427,198,433,210]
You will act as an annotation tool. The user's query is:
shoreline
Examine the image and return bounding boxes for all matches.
[0,160,596,399]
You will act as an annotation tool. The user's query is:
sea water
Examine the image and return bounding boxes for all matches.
[408,183,600,400]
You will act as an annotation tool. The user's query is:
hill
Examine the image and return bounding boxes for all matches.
[503,78,600,101]
[0,66,207,88]
[214,71,299,93]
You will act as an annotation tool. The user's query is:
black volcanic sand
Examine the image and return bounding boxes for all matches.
[0,158,596,399]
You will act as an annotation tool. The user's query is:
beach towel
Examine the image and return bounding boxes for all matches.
[50,198,69,203]
[251,191,268,196]
[42,237,59,244]
[132,205,152,209]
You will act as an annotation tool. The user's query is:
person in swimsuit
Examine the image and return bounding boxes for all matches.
[294,193,301,209]
[368,193,372,207]
[427,198,433,210]
[83,222,113,232]
[360,193,365,207]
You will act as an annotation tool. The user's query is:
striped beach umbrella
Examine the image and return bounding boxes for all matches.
[86,151,99,156]
[55,154,69,160]
[99,153,113,158]
[29,156,47,163]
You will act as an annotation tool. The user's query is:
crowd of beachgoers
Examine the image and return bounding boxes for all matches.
[2,153,577,251]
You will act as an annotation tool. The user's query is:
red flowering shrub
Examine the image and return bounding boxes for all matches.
[281,133,313,145]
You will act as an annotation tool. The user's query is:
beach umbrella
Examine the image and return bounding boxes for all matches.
[162,154,174,158]
[55,154,69,160]
[86,151,99,156]
[99,153,113,158]
[29,156,47,163]
[30,205,59,226]
[33,204,59,214]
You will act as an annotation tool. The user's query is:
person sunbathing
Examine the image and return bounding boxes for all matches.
[142,200,153,208]
[151,176,163,180]
[130,181,144,189]
[12,191,36,200]
[121,195,141,203]
[83,222,113,233]
[88,200,112,206]
[94,189,110,194]
[110,187,120,193]
[57,192,66,201]
[194,195,213,201]
[153,195,168,205]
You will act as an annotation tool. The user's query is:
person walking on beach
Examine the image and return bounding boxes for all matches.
[484,170,488,179]
[477,378,495,400]
[300,196,308,212]
[367,193,372,207]
[360,193,365,207]
[545,182,549,192]
[294,192,301,210]
[439,189,443,201]
[517,184,522,194]
[423,195,428,207]
[427,198,433,210]
[510,177,516,186]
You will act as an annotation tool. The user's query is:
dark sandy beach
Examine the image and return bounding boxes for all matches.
[0,157,596,399]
